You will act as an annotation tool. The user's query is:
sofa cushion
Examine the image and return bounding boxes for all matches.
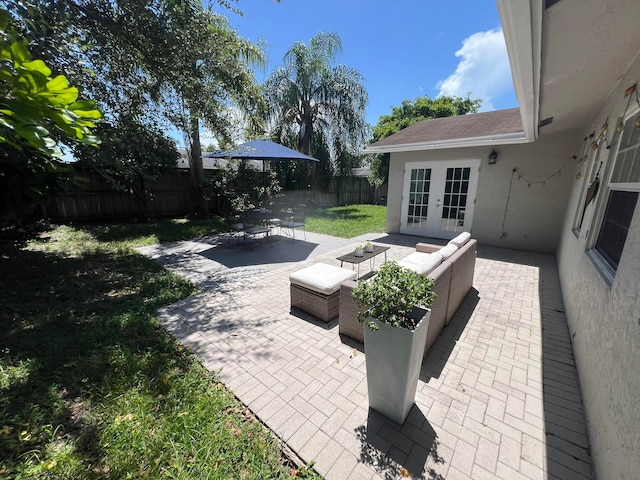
[397,252,443,275]
[438,243,459,259]
[448,231,471,248]
[289,263,357,295]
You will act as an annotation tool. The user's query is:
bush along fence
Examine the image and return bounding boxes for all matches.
[51,169,387,221]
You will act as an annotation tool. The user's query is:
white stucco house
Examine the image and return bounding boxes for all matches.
[365,0,640,478]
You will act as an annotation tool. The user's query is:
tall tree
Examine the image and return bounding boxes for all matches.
[263,32,368,189]
[143,1,265,217]
[367,95,482,189]
[7,0,265,218]
[79,0,265,217]
[371,94,482,142]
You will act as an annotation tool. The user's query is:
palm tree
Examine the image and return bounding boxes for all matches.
[263,32,368,188]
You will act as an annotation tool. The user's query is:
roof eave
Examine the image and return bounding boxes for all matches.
[496,0,542,142]
[363,131,529,154]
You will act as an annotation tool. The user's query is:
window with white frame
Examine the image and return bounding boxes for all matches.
[589,110,640,280]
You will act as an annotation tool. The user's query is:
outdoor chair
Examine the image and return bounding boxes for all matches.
[280,205,306,240]
[263,203,284,236]
[226,214,246,245]
[265,202,288,235]
[236,213,270,245]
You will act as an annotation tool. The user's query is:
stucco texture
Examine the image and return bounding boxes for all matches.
[386,134,575,253]
[557,55,640,480]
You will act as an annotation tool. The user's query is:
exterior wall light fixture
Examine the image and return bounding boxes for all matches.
[488,149,498,165]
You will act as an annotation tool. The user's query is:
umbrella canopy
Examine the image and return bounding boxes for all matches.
[204,140,318,210]
[204,139,319,163]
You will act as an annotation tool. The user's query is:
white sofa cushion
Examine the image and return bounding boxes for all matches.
[448,231,471,248]
[289,263,357,295]
[438,243,459,259]
[397,252,443,275]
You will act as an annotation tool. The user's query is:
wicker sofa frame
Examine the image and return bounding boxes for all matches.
[339,239,477,356]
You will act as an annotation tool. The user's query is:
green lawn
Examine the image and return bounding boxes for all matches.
[305,204,387,238]
[0,222,316,479]
[0,204,386,477]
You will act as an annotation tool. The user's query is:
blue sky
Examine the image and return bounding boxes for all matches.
[186,0,519,149]
[226,0,518,125]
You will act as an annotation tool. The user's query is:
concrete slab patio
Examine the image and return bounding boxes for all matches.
[138,232,594,480]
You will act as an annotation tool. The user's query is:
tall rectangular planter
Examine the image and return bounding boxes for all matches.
[363,307,431,424]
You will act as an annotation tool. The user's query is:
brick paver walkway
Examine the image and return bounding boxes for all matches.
[141,234,593,479]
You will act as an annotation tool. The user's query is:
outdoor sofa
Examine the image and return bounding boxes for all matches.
[339,232,477,357]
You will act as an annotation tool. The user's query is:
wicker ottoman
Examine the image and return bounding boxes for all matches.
[289,263,357,322]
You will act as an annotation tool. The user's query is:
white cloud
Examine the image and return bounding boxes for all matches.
[437,29,512,111]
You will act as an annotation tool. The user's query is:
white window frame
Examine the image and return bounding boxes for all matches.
[586,106,640,285]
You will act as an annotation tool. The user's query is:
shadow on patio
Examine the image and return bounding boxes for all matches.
[199,235,320,267]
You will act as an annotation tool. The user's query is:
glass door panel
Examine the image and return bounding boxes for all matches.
[441,167,471,233]
[406,168,431,229]
[401,159,479,239]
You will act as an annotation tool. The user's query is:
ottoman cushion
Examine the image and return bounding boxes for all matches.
[289,263,357,295]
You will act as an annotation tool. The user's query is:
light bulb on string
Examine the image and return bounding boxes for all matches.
[598,119,608,141]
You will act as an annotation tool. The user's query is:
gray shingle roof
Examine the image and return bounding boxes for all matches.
[368,108,523,148]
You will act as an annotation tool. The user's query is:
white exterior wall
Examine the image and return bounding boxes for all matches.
[557,57,640,479]
[386,132,575,252]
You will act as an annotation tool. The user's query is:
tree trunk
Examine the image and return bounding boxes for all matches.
[187,115,209,218]
[137,173,149,221]
[298,117,317,191]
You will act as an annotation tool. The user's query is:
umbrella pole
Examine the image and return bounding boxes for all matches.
[263,160,267,210]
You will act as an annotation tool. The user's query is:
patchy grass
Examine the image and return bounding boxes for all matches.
[306,204,387,238]
[85,217,228,248]
[0,221,317,479]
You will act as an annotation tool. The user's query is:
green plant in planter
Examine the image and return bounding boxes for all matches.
[352,261,436,330]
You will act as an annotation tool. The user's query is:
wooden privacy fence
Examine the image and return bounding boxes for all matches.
[53,170,387,221]
[304,176,386,207]
[54,170,191,220]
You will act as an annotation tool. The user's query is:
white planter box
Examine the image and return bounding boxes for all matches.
[363,307,430,424]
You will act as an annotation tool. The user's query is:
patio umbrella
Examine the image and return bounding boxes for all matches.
[204,139,319,207]
[204,139,318,163]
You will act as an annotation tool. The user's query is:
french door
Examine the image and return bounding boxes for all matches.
[400,159,480,239]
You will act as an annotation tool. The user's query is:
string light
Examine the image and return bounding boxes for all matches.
[514,153,575,187]
[573,132,593,180]
[516,82,639,187]
[597,118,608,142]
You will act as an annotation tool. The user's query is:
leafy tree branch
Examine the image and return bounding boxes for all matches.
[0,9,101,223]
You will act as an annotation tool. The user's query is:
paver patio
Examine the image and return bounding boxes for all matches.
[139,232,594,480]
